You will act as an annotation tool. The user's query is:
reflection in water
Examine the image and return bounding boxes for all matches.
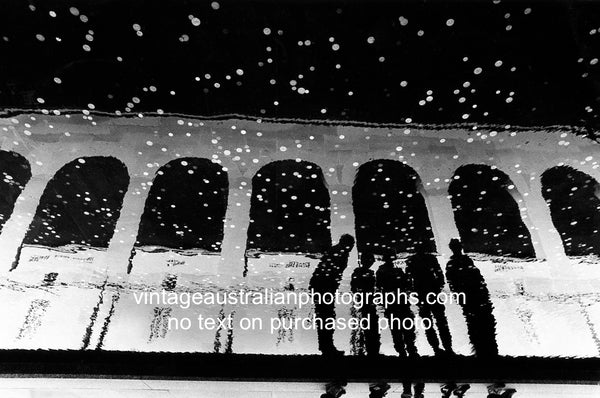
[318,383,518,398]
[446,239,498,357]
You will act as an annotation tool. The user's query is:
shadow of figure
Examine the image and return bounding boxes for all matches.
[406,241,454,356]
[309,234,355,356]
[320,381,347,398]
[402,381,425,398]
[369,382,391,398]
[350,252,381,356]
[376,252,419,358]
[487,383,517,398]
[441,383,471,398]
[445,239,499,357]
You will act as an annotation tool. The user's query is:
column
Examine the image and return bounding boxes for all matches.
[103,176,150,274]
[0,176,46,271]
[518,175,568,266]
[219,180,252,279]
[422,184,461,259]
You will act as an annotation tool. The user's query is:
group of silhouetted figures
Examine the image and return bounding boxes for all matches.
[309,234,499,358]
[321,381,517,398]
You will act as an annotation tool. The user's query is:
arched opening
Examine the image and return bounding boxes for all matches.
[0,150,31,233]
[352,160,435,256]
[246,160,331,255]
[19,156,129,253]
[448,164,534,258]
[134,158,229,252]
[541,165,600,257]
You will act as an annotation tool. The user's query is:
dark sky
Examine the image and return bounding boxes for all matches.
[1,0,600,134]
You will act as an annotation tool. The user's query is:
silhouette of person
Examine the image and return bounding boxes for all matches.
[486,383,517,398]
[369,382,391,398]
[320,381,347,398]
[350,252,380,356]
[402,381,425,398]
[375,251,419,358]
[310,234,355,355]
[441,383,470,398]
[445,238,498,357]
[406,241,454,356]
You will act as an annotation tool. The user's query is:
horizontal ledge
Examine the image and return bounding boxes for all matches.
[1,109,594,136]
[0,350,598,383]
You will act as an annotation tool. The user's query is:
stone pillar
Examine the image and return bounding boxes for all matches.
[327,157,356,242]
[328,177,358,283]
[500,171,548,261]
[422,184,460,259]
[79,177,150,350]
[0,175,46,271]
[104,176,151,274]
[517,174,568,266]
[219,180,252,279]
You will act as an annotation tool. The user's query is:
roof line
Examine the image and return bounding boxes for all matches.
[0,107,596,137]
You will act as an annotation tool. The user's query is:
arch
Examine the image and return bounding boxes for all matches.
[20,156,129,249]
[448,164,535,258]
[352,160,436,256]
[246,160,331,254]
[0,150,31,233]
[134,158,229,252]
[541,165,600,257]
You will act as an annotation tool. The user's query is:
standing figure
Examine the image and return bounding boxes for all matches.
[406,241,454,356]
[350,252,381,356]
[402,382,425,398]
[369,382,392,398]
[445,238,498,357]
[486,383,517,398]
[320,381,347,398]
[441,383,471,398]
[376,252,419,358]
[310,234,355,355]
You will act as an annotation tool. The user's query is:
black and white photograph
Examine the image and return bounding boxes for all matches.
[0,0,599,397]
